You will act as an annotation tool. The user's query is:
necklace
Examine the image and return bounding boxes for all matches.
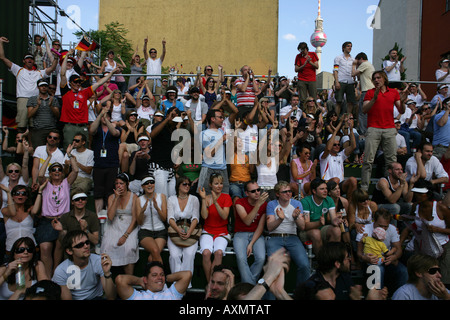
[178,194,188,200]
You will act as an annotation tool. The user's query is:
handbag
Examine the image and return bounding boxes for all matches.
[168,219,202,248]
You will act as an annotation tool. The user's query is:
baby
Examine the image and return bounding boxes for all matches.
[362,227,396,265]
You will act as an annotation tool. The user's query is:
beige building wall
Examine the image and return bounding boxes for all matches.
[99,0,278,77]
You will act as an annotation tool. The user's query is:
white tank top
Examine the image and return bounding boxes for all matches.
[256,156,278,187]
[111,103,123,122]
[139,194,165,231]
[415,201,449,246]
[5,215,36,251]
[105,60,116,81]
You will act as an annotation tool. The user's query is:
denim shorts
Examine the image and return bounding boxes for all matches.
[34,217,59,244]
[138,228,168,243]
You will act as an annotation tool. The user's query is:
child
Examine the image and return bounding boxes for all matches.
[362,227,396,265]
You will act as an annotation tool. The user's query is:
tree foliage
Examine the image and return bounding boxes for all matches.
[74,21,134,74]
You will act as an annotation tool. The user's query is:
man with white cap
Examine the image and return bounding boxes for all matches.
[184,86,208,127]
[149,107,182,197]
[430,84,449,110]
[128,133,152,195]
[52,192,100,255]
[0,36,58,130]
[145,111,164,135]
[161,85,184,115]
[319,114,357,202]
[432,97,450,160]
[27,78,60,147]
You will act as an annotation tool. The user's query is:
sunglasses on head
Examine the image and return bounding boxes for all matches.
[12,191,27,196]
[72,240,91,249]
[248,188,261,193]
[15,247,33,254]
[428,267,441,275]
[8,169,20,174]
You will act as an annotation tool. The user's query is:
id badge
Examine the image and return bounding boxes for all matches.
[74,100,80,109]
[100,149,107,157]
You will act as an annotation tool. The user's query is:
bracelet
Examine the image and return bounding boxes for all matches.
[123,232,129,238]
[104,273,112,279]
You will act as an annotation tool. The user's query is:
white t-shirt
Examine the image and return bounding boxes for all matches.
[405,155,449,182]
[319,150,348,182]
[9,63,47,98]
[238,125,258,153]
[266,199,303,235]
[383,60,402,82]
[33,145,65,177]
[396,133,407,149]
[146,58,162,80]
[356,223,400,248]
[280,105,302,126]
[137,105,156,121]
[63,148,94,179]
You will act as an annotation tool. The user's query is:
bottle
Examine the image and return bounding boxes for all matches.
[16,263,25,290]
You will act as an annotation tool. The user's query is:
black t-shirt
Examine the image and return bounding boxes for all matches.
[130,149,151,180]
[92,126,122,168]
[294,271,354,300]
[150,121,175,169]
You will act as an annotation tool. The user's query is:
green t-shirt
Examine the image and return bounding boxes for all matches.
[300,195,335,222]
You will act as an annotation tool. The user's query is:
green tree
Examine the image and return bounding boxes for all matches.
[74,21,134,74]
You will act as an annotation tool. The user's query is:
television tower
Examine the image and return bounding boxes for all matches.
[310,0,327,73]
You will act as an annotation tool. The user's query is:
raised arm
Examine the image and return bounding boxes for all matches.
[0,37,12,69]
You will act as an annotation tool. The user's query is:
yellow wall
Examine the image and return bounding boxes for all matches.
[98,0,278,77]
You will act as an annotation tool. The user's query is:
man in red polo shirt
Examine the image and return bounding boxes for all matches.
[60,49,119,149]
[295,42,319,107]
[360,70,407,191]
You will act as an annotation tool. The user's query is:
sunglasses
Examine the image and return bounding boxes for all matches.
[143,180,155,186]
[72,240,91,249]
[150,51,157,53]
[333,143,340,146]
[248,188,262,193]
[15,247,33,254]
[13,191,27,196]
[8,169,20,174]
[73,139,81,143]
[50,167,62,173]
[358,198,369,203]
[428,267,441,275]
[48,135,59,140]
[74,197,87,202]
[181,182,191,186]
[280,190,292,194]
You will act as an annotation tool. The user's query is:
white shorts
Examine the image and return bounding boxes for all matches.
[199,232,231,256]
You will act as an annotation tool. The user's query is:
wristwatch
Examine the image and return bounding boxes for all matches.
[257,278,270,292]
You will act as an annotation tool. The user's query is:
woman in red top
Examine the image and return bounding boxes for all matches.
[198,173,232,283]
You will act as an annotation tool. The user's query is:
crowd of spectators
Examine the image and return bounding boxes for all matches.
[0,34,449,301]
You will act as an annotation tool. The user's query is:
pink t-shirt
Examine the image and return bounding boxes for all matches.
[42,179,71,217]
[290,158,313,184]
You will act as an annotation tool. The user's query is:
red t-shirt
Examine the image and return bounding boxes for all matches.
[295,52,319,82]
[204,193,233,237]
[364,87,400,129]
[60,84,94,124]
[441,156,450,191]
[234,197,267,233]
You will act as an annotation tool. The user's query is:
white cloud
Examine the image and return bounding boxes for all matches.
[282,33,297,41]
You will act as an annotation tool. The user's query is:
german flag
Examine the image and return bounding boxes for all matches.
[76,36,100,52]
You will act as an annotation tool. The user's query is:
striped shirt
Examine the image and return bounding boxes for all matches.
[235,77,256,107]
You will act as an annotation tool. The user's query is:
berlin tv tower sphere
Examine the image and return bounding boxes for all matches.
[310,30,327,48]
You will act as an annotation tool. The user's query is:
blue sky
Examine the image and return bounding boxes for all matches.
[41,0,377,79]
